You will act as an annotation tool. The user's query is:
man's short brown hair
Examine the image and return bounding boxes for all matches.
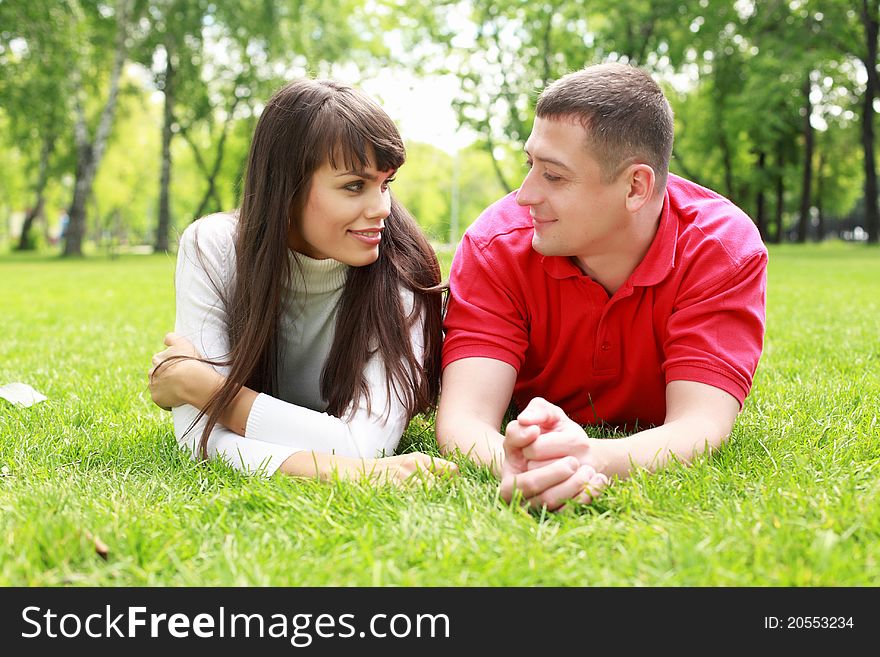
[536,63,674,189]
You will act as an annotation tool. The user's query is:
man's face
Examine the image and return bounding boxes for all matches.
[516,116,626,262]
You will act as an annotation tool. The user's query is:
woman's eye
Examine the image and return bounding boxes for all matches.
[381,177,396,191]
[543,172,562,182]
[344,181,364,192]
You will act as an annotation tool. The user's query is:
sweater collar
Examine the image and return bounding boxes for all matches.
[288,250,349,294]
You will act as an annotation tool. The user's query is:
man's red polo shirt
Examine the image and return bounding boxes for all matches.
[442,174,768,429]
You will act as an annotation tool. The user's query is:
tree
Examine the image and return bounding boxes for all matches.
[0,0,76,250]
[135,0,210,251]
[815,0,879,243]
[63,0,137,256]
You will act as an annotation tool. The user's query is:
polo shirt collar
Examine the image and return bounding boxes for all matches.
[540,190,678,284]
[628,189,677,287]
[541,253,582,279]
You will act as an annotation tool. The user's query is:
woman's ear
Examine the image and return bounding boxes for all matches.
[624,164,656,213]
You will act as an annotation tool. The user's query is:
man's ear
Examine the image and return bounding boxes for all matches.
[624,164,655,213]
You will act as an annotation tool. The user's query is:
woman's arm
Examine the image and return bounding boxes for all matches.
[153,348,456,483]
[158,293,430,459]
[163,234,452,477]
[154,333,458,483]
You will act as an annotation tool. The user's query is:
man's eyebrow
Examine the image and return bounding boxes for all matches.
[523,147,574,172]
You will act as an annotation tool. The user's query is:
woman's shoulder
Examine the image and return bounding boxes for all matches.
[396,284,417,317]
[176,212,238,284]
[179,212,238,254]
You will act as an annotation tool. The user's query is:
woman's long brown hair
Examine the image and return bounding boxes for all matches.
[186,79,443,460]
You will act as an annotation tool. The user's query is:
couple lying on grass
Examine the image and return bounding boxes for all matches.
[149,64,767,512]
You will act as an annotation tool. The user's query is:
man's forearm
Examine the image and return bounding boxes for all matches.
[437,419,505,476]
[595,416,733,480]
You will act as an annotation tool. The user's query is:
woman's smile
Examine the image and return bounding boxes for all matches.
[348,227,383,245]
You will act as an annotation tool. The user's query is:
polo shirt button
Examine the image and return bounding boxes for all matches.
[601,341,612,351]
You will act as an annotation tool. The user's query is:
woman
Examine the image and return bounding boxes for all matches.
[148,79,457,484]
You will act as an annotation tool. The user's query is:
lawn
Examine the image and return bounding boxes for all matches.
[0,242,877,586]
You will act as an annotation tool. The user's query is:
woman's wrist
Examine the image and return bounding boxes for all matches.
[180,361,224,410]
[280,452,373,481]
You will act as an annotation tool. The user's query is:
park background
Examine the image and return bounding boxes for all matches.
[0,0,878,586]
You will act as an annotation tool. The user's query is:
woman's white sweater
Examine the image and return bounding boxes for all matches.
[171,213,422,475]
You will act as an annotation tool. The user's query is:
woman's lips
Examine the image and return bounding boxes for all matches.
[348,228,382,245]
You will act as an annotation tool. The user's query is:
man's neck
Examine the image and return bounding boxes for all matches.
[573,197,664,296]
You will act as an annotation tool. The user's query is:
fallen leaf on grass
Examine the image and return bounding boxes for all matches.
[0,382,48,407]
[84,530,109,560]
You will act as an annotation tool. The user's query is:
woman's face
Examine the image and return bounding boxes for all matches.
[289,157,396,266]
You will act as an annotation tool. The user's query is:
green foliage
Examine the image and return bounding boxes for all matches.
[0,244,878,585]
[92,72,163,242]
[0,0,878,247]
[393,141,522,242]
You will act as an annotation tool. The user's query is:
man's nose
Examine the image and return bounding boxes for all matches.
[515,169,539,207]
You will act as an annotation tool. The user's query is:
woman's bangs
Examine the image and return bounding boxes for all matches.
[318,104,405,173]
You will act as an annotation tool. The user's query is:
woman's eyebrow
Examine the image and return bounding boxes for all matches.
[335,168,397,180]
[336,169,375,179]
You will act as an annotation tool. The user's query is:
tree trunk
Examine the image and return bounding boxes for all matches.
[63,0,131,257]
[484,130,512,194]
[797,74,814,243]
[16,134,54,251]
[772,144,785,244]
[155,46,175,252]
[861,0,879,243]
[815,151,826,241]
[183,94,242,221]
[755,150,768,240]
[720,133,735,201]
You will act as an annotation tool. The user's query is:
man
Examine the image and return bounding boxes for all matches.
[436,63,767,510]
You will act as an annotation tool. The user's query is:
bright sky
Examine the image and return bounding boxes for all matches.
[359,70,477,154]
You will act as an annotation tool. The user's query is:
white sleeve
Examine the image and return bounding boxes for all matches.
[171,216,300,475]
[244,289,425,460]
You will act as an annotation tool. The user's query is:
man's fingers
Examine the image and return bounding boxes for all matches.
[516,397,561,428]
[504,421,540,450]
[528,465,596,511]
[574,472,610,505]
[520,431,577,461]
[516,397,554,426]
[586,472,609,497]
[500,456,578,502]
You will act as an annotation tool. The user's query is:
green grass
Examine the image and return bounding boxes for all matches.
[0,241,878,586]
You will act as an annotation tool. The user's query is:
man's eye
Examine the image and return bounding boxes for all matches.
[543,173,562,182]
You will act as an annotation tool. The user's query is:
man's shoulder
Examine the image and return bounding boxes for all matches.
[463,192,534,254]
[667,174,767,265]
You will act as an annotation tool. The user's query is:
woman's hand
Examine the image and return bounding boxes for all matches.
[279,451,459,486]
[358,453,459,486]
[148,332,213,410]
